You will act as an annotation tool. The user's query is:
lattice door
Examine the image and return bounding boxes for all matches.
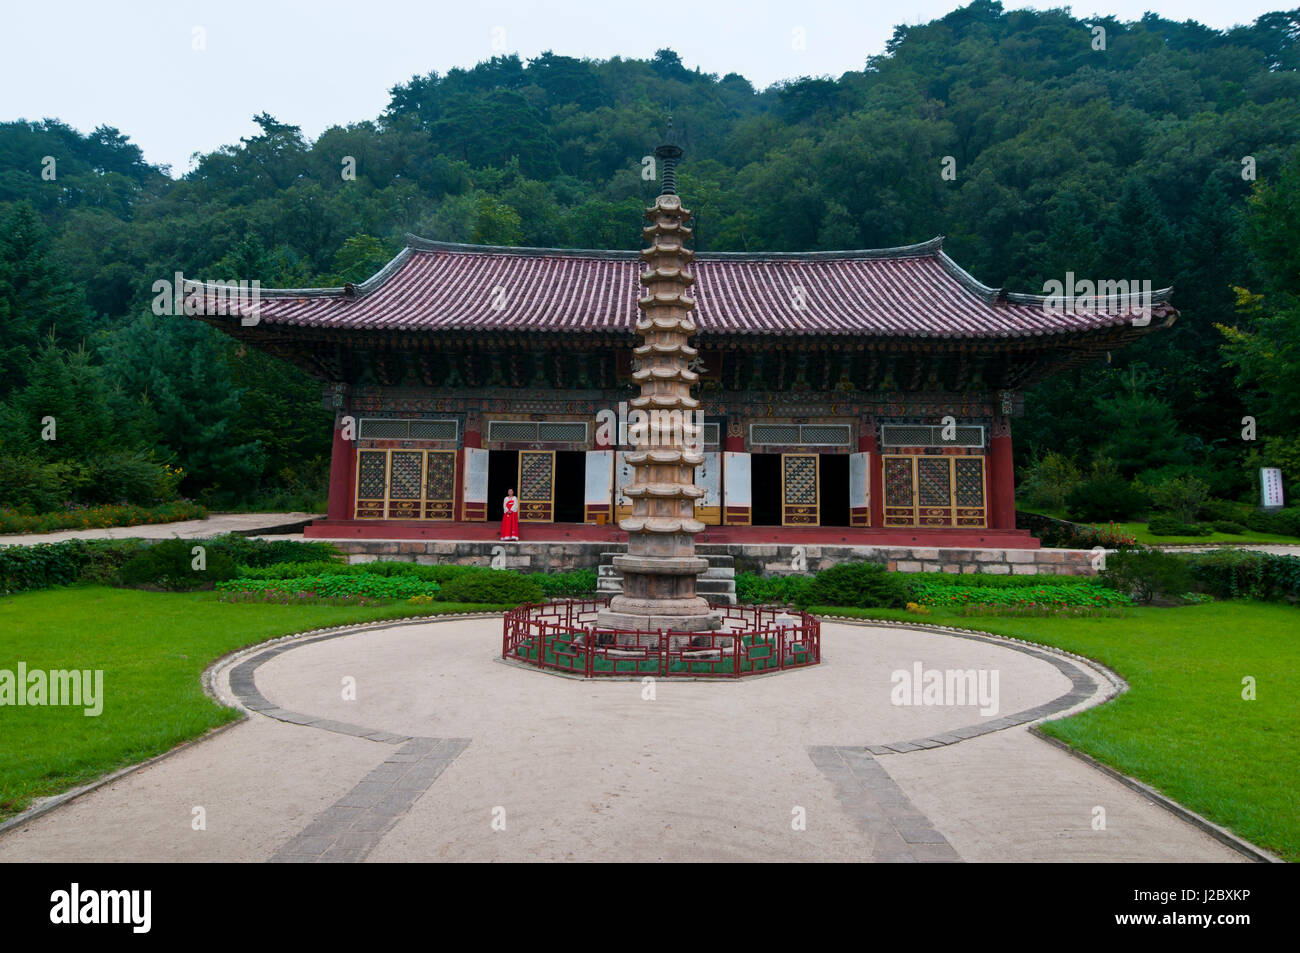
[883,455,916,526]
[781,454,819,526]
[423,450,456,520]
[386,450,424,519]
[881,454,986,528]
[916,456,953,526]
[355,450,389,519]
[953,456,987,526]
[517,450,555,522]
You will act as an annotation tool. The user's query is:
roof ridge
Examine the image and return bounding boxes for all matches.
[403,234,946,262]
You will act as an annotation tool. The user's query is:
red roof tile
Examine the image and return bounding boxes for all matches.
[200,236,1173,340]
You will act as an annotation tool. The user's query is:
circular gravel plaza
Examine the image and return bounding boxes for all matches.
[0,616,1247,864]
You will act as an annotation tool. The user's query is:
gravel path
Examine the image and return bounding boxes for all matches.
[0,618,1246,863]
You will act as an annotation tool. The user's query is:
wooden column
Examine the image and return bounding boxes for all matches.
[326,417,356,521]
[988,416,1016,529]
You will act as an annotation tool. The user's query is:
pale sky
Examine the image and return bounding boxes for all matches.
[1,0,1287,175]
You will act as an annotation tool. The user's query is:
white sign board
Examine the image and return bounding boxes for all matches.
[585,450,613,505]
[463,447,489,505]
[694,451,721,509]
[1261,467,1285,509]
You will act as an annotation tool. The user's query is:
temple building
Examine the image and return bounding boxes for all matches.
[200,171,1174,549]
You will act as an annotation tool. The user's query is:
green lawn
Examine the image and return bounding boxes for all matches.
[1112,521,1300,546]
[0,586,505,821]
[5,588,1298,863]
[812,601,1300,861]
[1018,504,1300,546]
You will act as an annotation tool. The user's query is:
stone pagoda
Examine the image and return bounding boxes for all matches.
[596,134,721,639]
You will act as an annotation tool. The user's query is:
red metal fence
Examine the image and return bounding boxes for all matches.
[502,598,821,678]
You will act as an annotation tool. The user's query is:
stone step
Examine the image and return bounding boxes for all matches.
[599,564,732,577]
[599,552,733,568]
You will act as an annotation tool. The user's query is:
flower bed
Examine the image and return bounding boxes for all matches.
[911,582,1132,610]
[0,501,208,535]
[216,573,441,601]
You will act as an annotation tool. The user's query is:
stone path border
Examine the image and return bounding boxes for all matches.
[0,612,497,840]
[807,746,962,862]
[269,737,471,863]
[820,614,1280,864]
[1030,728,1284,864]
[824,620,1119,754]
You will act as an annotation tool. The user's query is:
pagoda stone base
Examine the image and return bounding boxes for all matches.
[596,592,722,646]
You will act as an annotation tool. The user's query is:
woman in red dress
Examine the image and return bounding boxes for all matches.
[500,489,520,541]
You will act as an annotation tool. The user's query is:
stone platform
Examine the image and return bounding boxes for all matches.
[327,539,1096,577]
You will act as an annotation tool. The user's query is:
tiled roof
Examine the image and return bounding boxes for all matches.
[200,235,1174,340]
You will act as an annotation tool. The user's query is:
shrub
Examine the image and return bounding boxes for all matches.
[205,534,343,568]
[0,539,154,594]
[0,500,207,535]
[1099,548,1193,604]
[0,454,88,511]
[218,573,439,601]
[527,570,598,597]
[118,538,239,590]
[907,571,1105,589]
[438,571,544,605]
[735,572,813,605]
[1018,452,1082,512]
[83,452,181,506]
[800,562,913,609]
[1065,477,1149,522]
[1147,475,1211,525]
[1147,514,1210,537]
[1210,520,1247,535]
[912,581,1132,609]
[1187,549,1300,602]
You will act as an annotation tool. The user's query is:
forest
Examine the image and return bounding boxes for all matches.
[0,0,1297,523]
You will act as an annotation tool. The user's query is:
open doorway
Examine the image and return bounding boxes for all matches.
[554,451,586,522]
[751,453,782,526]
[819,454,850,527]
[487,449,518,521]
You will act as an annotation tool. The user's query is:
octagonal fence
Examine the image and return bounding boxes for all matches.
[502,597,821,678]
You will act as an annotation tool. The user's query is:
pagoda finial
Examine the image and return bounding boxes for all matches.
[654,117,683,196]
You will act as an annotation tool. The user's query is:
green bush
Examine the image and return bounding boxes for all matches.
[735,572,813,605]
[1099,548,1193,604]
[527,570,598,597]
[118,538,239,590]
[1147,514,1211,537]
[1065,477,1149,522]
[800,562,913,609]
[1147,475,1211,525]
[438,571,544,605]
[218,573,439,601]
[1018,451,1082,512]
[204,534,343,568]
[0,500,207,535]
[0,454,87,511]
[1187,549,1300,602]
[912,581,1131,609]
[1210,520,1247,535]
[907,571,1105,589]
[83,452,180,505]
[0,539,152,594]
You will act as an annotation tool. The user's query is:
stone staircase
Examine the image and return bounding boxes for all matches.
[597,551,737,605]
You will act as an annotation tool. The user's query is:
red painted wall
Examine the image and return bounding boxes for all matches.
[988,429,1016,529]
[326,423,356,521]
